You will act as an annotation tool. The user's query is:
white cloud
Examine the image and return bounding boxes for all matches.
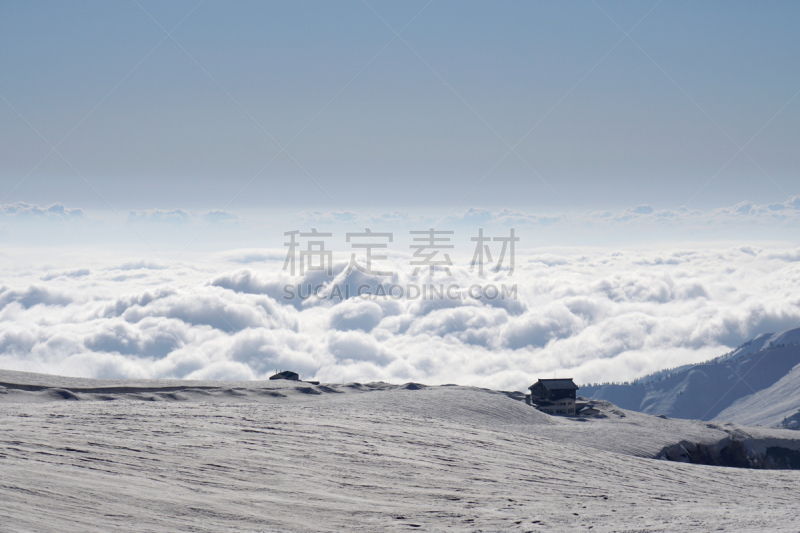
[127,209,239,225]
[327,330,393,366]
[502,303,584,350]
[0,202,84,219]
[330,300,385,332]
[0,285,73,310]
[1,243,800,392]
[40,268,90,281]
[630,205,655,215]
[201,210,239,223]
[215,248,286,264]
[296,195,800,231]
[127,209,192,225]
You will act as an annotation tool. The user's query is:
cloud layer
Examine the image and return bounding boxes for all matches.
[301,195,800,231]
[2,243,800,391]
[4,196,800,251]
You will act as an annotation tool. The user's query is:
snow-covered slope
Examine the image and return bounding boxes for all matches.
[1,370,799,532]
[714,362,800,427]
[580,327,800,425]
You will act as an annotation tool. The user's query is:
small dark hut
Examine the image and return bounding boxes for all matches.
[269,370,300,381]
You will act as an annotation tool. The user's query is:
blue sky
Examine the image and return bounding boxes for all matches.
[2,0,799,217]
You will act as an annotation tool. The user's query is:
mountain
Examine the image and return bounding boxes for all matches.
[580,328,800,426]
[714,361,800,427]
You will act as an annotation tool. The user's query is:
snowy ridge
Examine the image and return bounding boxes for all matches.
[1,370,800,531]
[580,327,800,425]
[714,363,800,427]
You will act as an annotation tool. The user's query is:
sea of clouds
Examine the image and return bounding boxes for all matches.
[2,228,799,390]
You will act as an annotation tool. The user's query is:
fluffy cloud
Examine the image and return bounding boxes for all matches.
[330,300,386,332]
[1,244,800,391]
[0,285,73,310]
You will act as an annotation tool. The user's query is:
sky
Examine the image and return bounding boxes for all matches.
[2,0,799,214]
[1,1,800,386]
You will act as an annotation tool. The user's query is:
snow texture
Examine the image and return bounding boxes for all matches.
[1,370,799,532]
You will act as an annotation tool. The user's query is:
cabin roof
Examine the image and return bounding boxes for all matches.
[269,370,300,381]
[530,378,579,390]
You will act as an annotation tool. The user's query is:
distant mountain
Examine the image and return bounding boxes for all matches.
[579,328,800,426]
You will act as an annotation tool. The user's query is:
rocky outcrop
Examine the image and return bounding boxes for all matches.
[657,436,800,469]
